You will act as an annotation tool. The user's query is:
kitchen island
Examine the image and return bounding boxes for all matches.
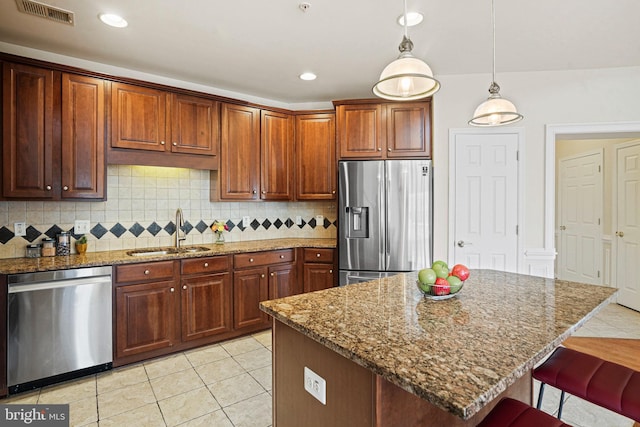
[260,270,617,427]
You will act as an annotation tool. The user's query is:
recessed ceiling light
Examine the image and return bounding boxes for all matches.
[299,72,317,81]
[397,12,423,27]
[99,13,128,28]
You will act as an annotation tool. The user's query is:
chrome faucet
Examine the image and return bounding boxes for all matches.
[175,208,186,249]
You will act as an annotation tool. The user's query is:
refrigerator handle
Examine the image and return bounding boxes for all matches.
[380,170,387,267]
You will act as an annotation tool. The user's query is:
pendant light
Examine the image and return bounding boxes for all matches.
[469,0,523,126]
[373,0,440,101]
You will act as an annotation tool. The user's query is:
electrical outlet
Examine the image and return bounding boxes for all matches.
[303,367,326,405]
[14,222,26,237]
[242,216,250,227]
[315,215,324,224]
[74,220,90,234]
[295,215,302,225]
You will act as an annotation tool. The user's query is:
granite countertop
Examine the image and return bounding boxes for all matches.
[0,238,336,274]
[259,269,617,420]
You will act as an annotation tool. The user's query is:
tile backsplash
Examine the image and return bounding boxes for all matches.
[0,165,337,259]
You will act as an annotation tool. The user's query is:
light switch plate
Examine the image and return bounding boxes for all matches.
[74,220,90,234]
[242,216,250,227]
[14,222,26,237]
[304,367,326,405]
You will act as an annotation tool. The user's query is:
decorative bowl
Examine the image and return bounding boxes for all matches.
[416,280,463,300]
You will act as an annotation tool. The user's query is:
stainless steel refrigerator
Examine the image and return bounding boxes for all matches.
[339,160,433,285]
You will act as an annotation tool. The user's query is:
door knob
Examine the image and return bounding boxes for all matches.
[559,225,566,230]
[457,240,471,248]
[616,231,625,237]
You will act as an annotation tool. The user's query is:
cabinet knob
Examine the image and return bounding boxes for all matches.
[172,142,177,146]
[249,258,254,262]
[261,274,265,278]
[280,255,284,259]
[183,285,187,290]
[160,141,166,145]
[270,272,274,277]
[62,185,69,191]
[388,148,392,152]
[46,185,52,191]
[329,269,333,273]
[144,270,150,275]
[170,287,175,292]
[253,190,257,194]
[332,190,336,194]
[204,262,209,267]
[316,253,321,257]
[377,148,382,151]
[262,191,266,194]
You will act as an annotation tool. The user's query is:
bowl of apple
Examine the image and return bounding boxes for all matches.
[416,261,470,300]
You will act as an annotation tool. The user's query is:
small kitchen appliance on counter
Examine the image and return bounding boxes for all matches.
[339,160,433,285]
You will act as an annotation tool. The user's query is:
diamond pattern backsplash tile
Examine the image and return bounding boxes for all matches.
[0,165,337,258]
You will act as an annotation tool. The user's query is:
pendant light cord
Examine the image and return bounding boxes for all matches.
[403,0,408,38]
[491,0,496,84]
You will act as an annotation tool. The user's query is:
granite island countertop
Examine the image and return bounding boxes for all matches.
[0,238,336,275]
[259,269,617,420]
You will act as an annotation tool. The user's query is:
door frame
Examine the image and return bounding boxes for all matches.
[448,127,525,272]
[544,121,640,280]
[556,149,604,284]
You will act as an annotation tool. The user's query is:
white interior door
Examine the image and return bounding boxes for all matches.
[615,141,640,311]
[450,132,519,272]
[557,151,603,284]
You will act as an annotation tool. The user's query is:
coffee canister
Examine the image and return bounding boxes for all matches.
[41,238,56,257]
[56,232,70,256]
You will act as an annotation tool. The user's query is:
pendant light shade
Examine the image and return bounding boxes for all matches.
[373,1,440,101]
[469,0,522,126]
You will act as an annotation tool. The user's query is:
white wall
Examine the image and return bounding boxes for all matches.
[432,66,640,268]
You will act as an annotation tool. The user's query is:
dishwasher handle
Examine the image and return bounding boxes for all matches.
[8,275,112,294]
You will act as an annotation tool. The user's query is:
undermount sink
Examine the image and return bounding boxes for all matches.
[126,246,210,257]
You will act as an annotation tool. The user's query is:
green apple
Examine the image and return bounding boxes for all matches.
[418,268,437,285]
[418,281,432,293]
[432,264,449,279]
[432,260,448,271]
[446,275,463,293]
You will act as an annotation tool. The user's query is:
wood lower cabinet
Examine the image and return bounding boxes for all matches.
[303,248,335,292]
[335,99,432,159]
[233,267,270,330]
[295,113,336,200]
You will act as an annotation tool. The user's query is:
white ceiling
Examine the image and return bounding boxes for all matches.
[1,0,639,105]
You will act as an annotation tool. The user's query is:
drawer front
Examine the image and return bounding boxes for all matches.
[303,248,334,263]
[234,249,295,269]
[116,261,176,283]
[181,256,230,275]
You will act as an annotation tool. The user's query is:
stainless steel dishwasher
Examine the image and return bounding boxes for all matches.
[7,266,113,393]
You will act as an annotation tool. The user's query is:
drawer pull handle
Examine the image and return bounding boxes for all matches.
[316,253,321,257]
[172,142,177,146]
[144,270,150,275]
[280,255,284,259]
[204,262,209,267]
[183,285,187,290]
[249,258,254,262]
[170,287,175,292]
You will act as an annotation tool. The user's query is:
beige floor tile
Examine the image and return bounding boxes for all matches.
[194,357,246,385]
[177,409,233,427]
[145,354,193,379]
[252,330,272,347]
[207,373,263,407]
[38,376,96,404]
[223,391,272,427]
[99,402,165,427]
[562,395,635,427]
[249,366,272,392]
[150,368,205,401]
[98,381,157,419]
[220,336,264,356]
[157,387,219,427]
[69,395,98,426]
[233,348,272,372]
[185,344,230,367]
[97,364,148,395]
[1,390,40,404]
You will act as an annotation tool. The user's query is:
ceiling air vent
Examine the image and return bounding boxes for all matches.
[15,0,74,25]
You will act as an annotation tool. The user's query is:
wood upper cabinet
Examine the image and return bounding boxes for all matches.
[261,110,294,200]
[2,62,54,198]
[111,82,219,156]
[2,63,105,200]
[219,103,294,201]
[295,113,336,200]
[336,100,432,159]
[220,103,260,200]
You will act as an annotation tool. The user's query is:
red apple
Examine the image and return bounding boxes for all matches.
[433,278,451,296]
[451,264,470,281]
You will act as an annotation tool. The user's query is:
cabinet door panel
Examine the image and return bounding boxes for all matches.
[233,268,269,329]
[181,272,232,341]
[295,113,336,200]
[115,281,178,359]
[261,110,293,200]
[61,73,105,199]
[171,94,219,156]
[2,62,54,198]
[337,104,383,159]
[111,83,167,151]
[220,103,260,199]
[386,103,431,158]
[304,264,335,293]
[270,263,300,299]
